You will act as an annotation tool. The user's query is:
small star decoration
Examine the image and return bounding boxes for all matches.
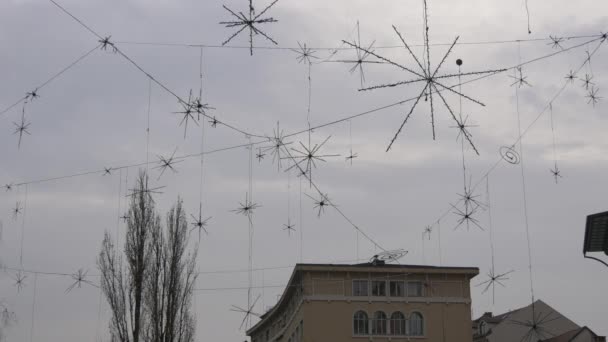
[103,167,113,176]
[305,193,331,218]
[155,148,182,179]
[565,70,577,83]
[4,183,14,192]
[99,36,117,52]
[510,67,531,88]
[449,113,480,155]
[336,21,383,87]
[423,225,433,240]
[548,35,564,50]
[550,164,563,184]
[25,89,40,101]
[13,114,31,149]
[476,268,514,305]
[262,122,291,171]
[232,192,260,223]
[283,218,296,236]
[451,203,483,231]
[230,294,262,330]
[66,269,96,292]
[12,201,23,220]
[13,271,27,292]
[345,149,358,165]
[191,203,212,240]
[256,148,266,162]
[586,87,601,107]
[581,74,594,90]
[291,42,318,65]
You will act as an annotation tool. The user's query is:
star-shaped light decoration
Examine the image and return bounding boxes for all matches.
[66,269,96,293]
[451,203,483,231]
[548,35,564,50]
[283,218,296,236]
[305,193,331,218]
[282,133,339,187]
[423,225,433,240]
[25,89,40,101]
[191,203,212,241]
[173,90,199,138]
[510,67,532,88]
[586,87,601,107]
[581,74,595,90]
[219,0,280,55]
[190,96,214,121]
[126,182,165,198]
[154,148,182,179]
[261,122,291,171]
[4,183,14,192]
[13,114,31,149]
[510,307,561,342]
[120,213,129,222]
[13,271,27,292]
[291,41,318,65]
[449,113,480,155]
[232,192,260,223]
[99,36,117,52]
[103,167,113,176]
[256,148,265,162]
[336,21,383,88]
[476,268,514,305]
[565,70,577,83]
[208,116,219,128]
[343,21,505,152]
[550,164,563,184]
[12,201,23,220]
[457,179,486,211]
[230,294,262,330]
[345,149,358,165]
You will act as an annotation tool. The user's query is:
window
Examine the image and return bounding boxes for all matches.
[353,280,369,296]
[478,320,489,336]
[407,281,423,297]
[372,311,387,335]
[390,312,406,336]
[353,311,369,335]
[409,312,424,336]
[371,280,386,296]
[390,281,405,297]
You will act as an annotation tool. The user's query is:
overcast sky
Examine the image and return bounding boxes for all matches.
[1,0,607,341]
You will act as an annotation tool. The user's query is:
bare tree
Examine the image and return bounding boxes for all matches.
[0,301,17,342]
[98,171,198,342]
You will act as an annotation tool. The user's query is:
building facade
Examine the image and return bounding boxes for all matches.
[247,262,479,342]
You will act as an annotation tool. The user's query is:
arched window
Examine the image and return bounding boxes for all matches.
[372,311,387,335]
[408,312,424,336]
[390,311,406,336]
[353,311,369,335]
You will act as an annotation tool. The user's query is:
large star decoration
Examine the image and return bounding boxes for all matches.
[510,308,560,342]
[220,0,280,55]
[343,24,505,152]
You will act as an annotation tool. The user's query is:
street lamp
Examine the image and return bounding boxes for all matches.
[583,211,608,267]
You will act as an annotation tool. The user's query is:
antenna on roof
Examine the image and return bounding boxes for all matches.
[369,249,408,265]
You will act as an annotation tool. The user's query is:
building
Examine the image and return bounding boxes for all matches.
[473,300,606,342]
[247,261,479,342]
